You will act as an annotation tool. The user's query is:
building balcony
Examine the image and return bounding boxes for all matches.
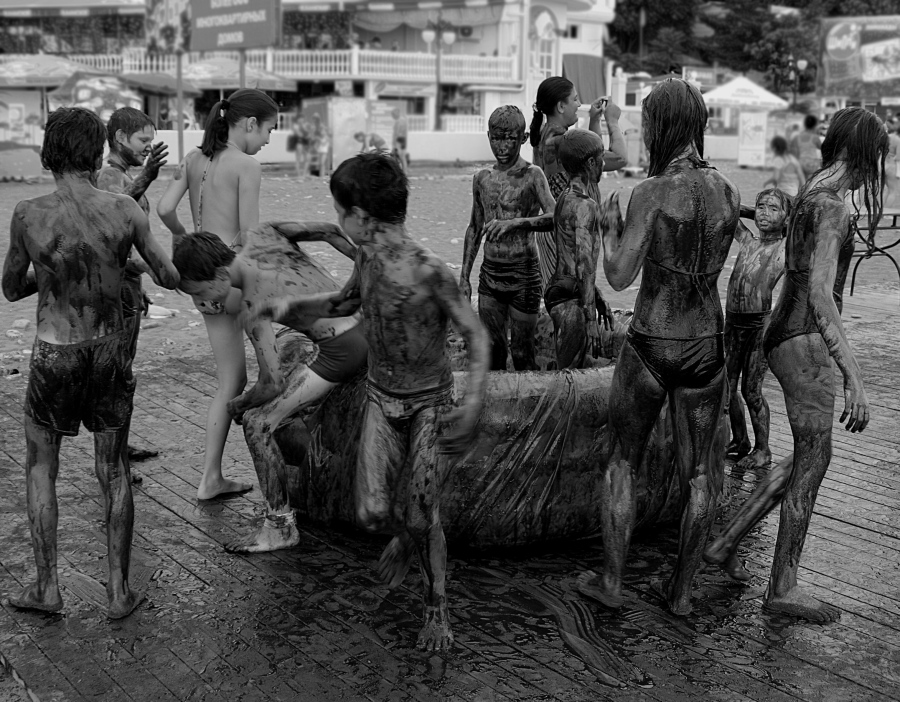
[9,47,519,86]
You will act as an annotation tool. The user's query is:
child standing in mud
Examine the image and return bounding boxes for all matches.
[254,154,489,651]
[724,189,789,470]
[2,107,179,618]
[459,105,555,371]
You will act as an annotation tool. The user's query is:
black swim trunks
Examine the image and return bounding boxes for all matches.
[544,275,608,320]
[626,327,725,392]
[309,324,368,383]
[478,257,542,315]
[725,310,770,330]
[25,332,136,436]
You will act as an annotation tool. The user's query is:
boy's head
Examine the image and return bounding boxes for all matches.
[487,105,527,166]
[330,153,408,241]
[558,129,604,180]
[108,107,156,168]
[172,232,236,301]
[754,188,791,237]
[41,107,106,176]
[353,131,366,142]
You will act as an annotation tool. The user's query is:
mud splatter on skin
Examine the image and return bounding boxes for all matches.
[590,151,740,616]
[724,193,788,469]
[459,114,555,371]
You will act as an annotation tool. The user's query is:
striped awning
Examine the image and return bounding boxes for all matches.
[0,0,145,17]
[283,0,514,11]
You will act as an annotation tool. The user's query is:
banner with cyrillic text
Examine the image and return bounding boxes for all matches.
[190,0,280,51]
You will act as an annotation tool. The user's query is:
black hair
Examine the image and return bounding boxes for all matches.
[488,105,526,133]
[770,135,788,156]
[818,106,888,250]
[107,107,155,149]
[529,76,575,149]
[642,78,708,178]
[330,153,408,225]
[804,114,819,130]
[41,107,106,175]
[172,231,237,282]
[755,187,793,223]
[558,129,604,177]
[200,88,278,158]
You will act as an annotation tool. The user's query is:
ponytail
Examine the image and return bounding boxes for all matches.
[530,76,575,150]
[529,109,543,149]
[199,89,279,159]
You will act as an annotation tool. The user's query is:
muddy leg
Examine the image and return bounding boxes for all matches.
[409,405,452,651]
[577,342,665,609]
[226,366,337,553]
[94,427,143,619]
[478,293,510,371]
[509,307,538,371]
[666,368,727,616]
[735,332,772,471]
[704,453,793,581]
[762,336,841,622]
[9,417,64,613]
[551,300,588,369]
[725,325,751,459]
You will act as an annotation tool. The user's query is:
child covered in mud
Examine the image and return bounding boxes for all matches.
[459,105,556,371]
[724,188,789,471]
[545,129,615,369]
[2,107,179,618]
[252,154,489,651]
[172,222,364,554]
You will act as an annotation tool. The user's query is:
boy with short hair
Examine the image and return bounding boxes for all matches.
[724,189,789,471]
[172,222,364,554]
[97,106,169,471]
[2,107,179,618]
[255,154,489,651]
[545,129,614,368]
[459,105,556,370]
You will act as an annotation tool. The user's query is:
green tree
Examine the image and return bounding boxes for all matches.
[607,0,700,71]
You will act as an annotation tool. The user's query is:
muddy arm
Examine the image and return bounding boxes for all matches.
[484,168,557,238]
[2,204,37,302]
[131,203,179,290]
[267,221,357,260]
[459,175,486,300]
[227,320,283,422]
[601,183,657,291]
[156,162,190,239]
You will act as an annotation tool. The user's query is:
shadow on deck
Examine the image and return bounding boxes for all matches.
[0,287,898,702]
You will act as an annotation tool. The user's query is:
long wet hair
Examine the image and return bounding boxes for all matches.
[642,78,708,178]
[529,76,575,149]
[200,88,278,158]
[811,107,887,250]
[41,107,106,175]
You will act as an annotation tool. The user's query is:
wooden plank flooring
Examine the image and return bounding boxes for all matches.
[0,283,898,702]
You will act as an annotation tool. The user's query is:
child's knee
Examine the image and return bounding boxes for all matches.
[356,502,390,532]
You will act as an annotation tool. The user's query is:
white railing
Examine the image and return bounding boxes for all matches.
[407,115,430,132]
[442,115,484,132]
[2,48,519,85]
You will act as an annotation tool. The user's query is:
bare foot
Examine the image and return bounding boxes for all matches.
[575,570,623,609]
[763,588,841,623]
[726,439,751,459]
[734,448,771,471]
[224,517,301,553]
[650,578,692,616]
[417,605,454,651]
[377,533,415,590]
[197,478,253,501]
[108,588,146,620]
[703,541,752,582]
[8,582,63,613]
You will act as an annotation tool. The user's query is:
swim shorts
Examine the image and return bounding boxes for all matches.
[24,331,135,436]
[366,379,453,424]
[309,324,368,383]
[478,258,542,315]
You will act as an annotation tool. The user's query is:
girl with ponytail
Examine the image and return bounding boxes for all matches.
[530,76,627,289]
[157,87,279,500]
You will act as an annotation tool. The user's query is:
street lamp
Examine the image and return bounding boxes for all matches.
[787,55,808,110]
[422,17,456,131]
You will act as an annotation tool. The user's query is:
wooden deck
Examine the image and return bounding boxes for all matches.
[0,281,898,702]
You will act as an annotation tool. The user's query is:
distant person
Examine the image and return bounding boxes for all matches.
[764,136,804,198]
[312,114,331,178]
[354,131,389,154]
[391,107,409,175]
[291,113,312,179]
[789,114,822,179]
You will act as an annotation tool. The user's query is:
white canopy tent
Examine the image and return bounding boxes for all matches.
[703,76,788,111]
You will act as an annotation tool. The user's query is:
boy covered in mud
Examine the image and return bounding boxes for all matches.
[172,222,364,554]
[255,154,489,651]
[724,189,789,470]
[97,106,169,471]
[546,129,615,368]
[459,105,556,370]
[1,107,179,618]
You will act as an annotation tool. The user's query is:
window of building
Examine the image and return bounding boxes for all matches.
[565,24,580,39]
[530,10,557,80]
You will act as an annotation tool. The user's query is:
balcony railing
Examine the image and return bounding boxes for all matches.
[1,47,518,85]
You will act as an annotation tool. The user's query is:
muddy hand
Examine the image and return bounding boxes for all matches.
[840,380,869,432]
[484,218,517,242]
[587,320,602,358]
[438,404,478,456]
[226,396,247,425]
[143,142,168,178]
[459,278,472,302]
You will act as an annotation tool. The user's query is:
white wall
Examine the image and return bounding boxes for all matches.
[155,129,296,164]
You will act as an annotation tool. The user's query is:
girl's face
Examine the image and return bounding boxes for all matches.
[244,117,277,155]
[559,89,581,127]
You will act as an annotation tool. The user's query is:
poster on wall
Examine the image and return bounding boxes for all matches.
[818,16,900,99]
[737,111,769,168]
